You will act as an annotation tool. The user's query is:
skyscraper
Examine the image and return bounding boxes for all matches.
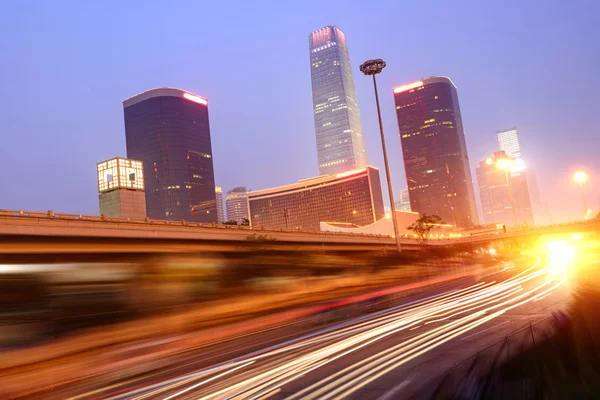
[226,187,249,223]
[476,151,534,226]
[393,76,478,228]
[123,88,217,223]
[215,186,224,223]
[309,25,367,175]
[496,126,542,224]
[496,127,521,159]
[395,187,411,212]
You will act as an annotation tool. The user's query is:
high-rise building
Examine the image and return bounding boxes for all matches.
[97,157,146,219]
[496,127,521,159]
[123,88,217,223]
[226,187,249,223]
[248,167,384,231]
[309,25,367,175]
[496,126,543,224]
[393,76,478,227]
[476,151,534,227]
[215,186,225,224]
[395,187,411,212]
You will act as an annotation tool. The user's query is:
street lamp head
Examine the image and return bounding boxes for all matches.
[574,170,588,183]
[360,59,386,76]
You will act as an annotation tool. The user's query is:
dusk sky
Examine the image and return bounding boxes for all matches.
[1,0,598,222]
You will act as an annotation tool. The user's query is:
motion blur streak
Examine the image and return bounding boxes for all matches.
[113,254,565,400]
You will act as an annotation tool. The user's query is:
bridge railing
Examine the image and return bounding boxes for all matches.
[0,208,409,241]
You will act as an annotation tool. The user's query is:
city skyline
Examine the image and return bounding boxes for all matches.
[0,2,597,223]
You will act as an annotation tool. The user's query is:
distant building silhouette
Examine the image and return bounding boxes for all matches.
[476,151,534,226]
[215,186,224,223]
[226,187,249,223]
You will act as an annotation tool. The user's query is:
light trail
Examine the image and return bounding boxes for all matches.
[114,256,564,400]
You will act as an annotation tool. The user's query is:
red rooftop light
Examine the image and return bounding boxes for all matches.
[183,92,208,105]
[393,81,424,94]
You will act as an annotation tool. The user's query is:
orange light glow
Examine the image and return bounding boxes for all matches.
[336,168,367,179]
[496,159,512,169]
[573,170,588,183]
[183,92,208,105]
[485,158,493,165]
[393,81,424,94]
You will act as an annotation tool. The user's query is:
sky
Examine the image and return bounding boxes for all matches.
[0,0,598,223]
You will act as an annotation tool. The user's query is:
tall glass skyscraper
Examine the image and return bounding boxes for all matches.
[123,87,217,223]
[309,25,367,175]
[393,76,478,228]
[496,127,522,159]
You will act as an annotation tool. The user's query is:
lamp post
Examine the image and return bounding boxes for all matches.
[359,59,401,252]
[496,158,518,227]
[573,171,589,220]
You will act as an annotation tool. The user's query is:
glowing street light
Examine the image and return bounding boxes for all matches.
[495,158,517,226]
[573,170,589,219]
[360,58,401,252]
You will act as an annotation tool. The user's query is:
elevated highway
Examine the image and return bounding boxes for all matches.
[0,210,410,255]
[0,209,597,257]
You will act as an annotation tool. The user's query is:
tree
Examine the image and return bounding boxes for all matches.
[407,214,444,243]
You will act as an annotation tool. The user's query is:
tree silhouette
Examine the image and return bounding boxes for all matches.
[407,214,444,243]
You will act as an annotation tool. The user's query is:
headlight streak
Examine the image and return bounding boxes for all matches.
[289,276,561,400]
[117,256,560,400]
[161,361,254,400]
[327,278,566,400]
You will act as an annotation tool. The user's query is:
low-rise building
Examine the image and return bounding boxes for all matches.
[97,157,146,219]
[248,166,384,231]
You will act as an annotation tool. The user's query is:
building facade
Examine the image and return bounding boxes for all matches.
[496,126,542,224]
[248,167,384,231]
[97,157,146,219]
[309,25,367,175]
[395,187,411,212]
[215,186,225,224]
[393,76,478,228]
[476,151,534,227]
[496,127,521,159]
[225,187,249,223]
[123,88,217,223]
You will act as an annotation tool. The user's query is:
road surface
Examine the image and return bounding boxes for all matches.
[84,252,573,400]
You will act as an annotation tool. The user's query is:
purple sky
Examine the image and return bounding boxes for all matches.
[1,0,598,222]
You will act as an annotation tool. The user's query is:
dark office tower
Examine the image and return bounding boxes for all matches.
[309,26,367,175]
[123,88,217,222]
[393,77,478,228]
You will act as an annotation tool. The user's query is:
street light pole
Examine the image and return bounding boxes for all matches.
[360,59,401,252]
